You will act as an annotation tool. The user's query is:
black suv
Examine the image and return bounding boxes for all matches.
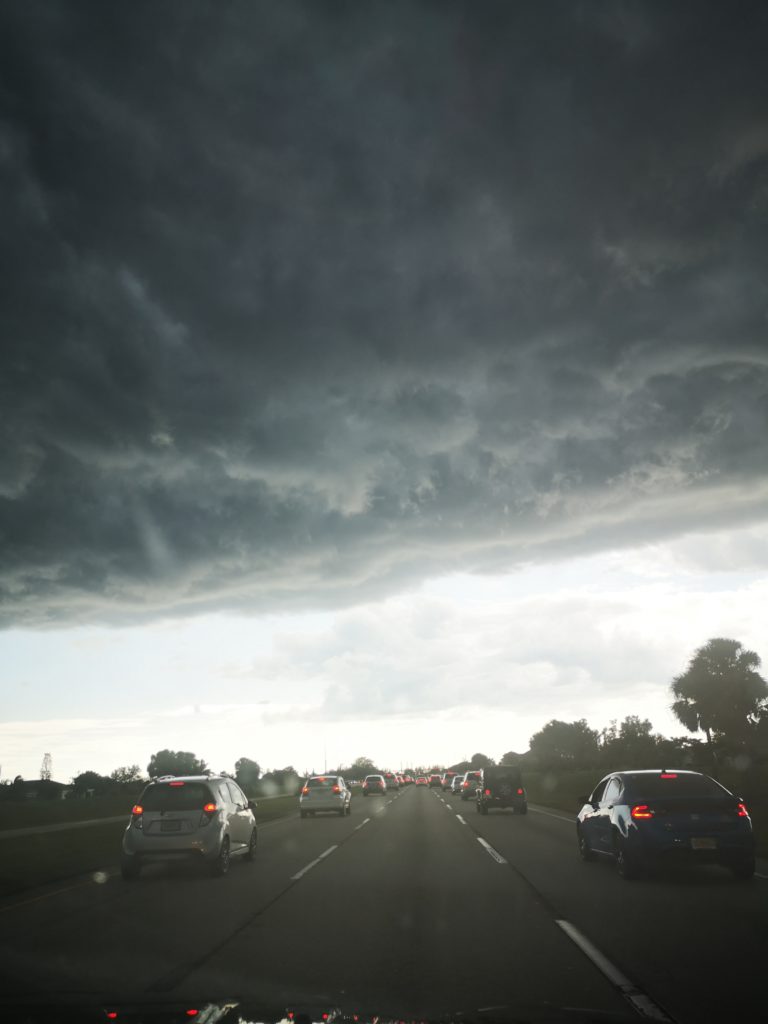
[477,766,527,815]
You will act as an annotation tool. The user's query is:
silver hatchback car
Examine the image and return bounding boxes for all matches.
[299,775,352,817]
[121,775,258,879]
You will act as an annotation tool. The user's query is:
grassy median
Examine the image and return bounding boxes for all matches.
[0,795,299,899]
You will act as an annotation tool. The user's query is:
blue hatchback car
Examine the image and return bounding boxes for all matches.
[576,769,755,880]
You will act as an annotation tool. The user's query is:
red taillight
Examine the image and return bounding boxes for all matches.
[106,1014,118,1020]
[631,804,653,819]
[131,805,143,816]
[737,803,749,817]
[659,773,677,779]
[517,788,524,795]
[186,1012,198,1018]
[484,788,491,796]
[202,802,217,814]
[169,780,185,787]
[332,784,340,793]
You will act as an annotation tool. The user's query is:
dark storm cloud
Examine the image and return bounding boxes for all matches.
[2,1,768,625]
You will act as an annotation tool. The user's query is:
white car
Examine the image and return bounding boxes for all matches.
[299,775,352,817]
[121,774,257,879]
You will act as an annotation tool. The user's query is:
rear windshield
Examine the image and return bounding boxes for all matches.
[141,782,213,810]
[626,773,728,800]
[365,776,383,782]
[307,777,338,788]
[465,772,481,780]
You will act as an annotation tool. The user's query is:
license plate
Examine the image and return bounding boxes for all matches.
[161,820,182,832]
[691,837,716,850]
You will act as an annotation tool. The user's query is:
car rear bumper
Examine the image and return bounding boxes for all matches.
[122,823,219,856]
[300,799,348,812]
[479,798,527,810]
[634,835,754,864]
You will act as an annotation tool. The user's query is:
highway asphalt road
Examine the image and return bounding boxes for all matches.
[0,785,764,1021]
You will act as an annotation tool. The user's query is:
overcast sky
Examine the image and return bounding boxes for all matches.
[2,2,767,781]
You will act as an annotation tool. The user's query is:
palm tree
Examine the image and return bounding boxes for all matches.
[670,638,768,770]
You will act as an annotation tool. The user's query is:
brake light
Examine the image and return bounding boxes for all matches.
[484,788,491,796]
[169,781,185,787]
[186,1012,198,1018]
[463,781,469,788]
[332,784,340,793]
[737,803,749,817]
[131,805,143,816]
[631,804,653,819]
[301,786,309,794]
[517,788,524,795]
[202,802,217,814]
[659,773,677,779]
[106,1014,118,1020]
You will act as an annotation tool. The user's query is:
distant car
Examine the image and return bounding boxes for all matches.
[415,776,427,786]
[428,774,442,788]
[403,775,414,785]
[121,775,257,880]
[460,770,482,801]
[576,769,756,880]
[362,774,386,796]
[477,766,527,815]
[441,771,459,791]
[299,775,352,818]
[383,772,400,791]
[450,776,464,795]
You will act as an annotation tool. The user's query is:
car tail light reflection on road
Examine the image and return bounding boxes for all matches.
[631,804,654,819]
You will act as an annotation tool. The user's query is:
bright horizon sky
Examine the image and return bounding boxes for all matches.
[4,523,767,783]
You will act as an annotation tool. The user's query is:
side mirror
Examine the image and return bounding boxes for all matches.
[578,795,590,806]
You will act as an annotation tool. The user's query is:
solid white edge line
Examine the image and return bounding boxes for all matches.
[290,844,338,881]
[529,805,576,824]
[556,920,673,1022]
[354,818,371,831]
[476,836,507,864]
[456,814,467,825]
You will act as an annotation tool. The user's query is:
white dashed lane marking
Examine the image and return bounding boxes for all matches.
[556,920,674,1021]
[476,837,507,864]
[290,845,338,881]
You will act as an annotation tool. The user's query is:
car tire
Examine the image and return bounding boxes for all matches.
[211,836,230,877]
[478,803,488,815]
[614,836,640,880]
[577,827,594,862]
[245,829,257,861]
[121,856,141,881]
[731,855,755,881]
[338,806,345,817]
[346,803,352,816]
[518,803,528,815]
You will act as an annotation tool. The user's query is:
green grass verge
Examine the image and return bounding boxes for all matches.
[0,796,135,831]
[0,796,299,899]
[524,769,768,858]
